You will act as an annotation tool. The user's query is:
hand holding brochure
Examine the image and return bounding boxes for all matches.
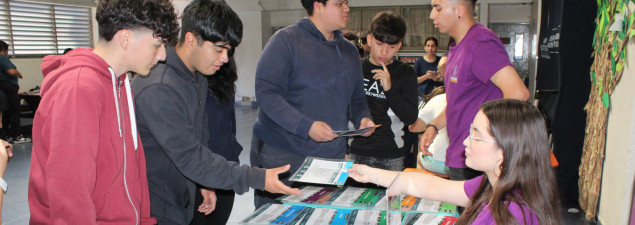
[333,124,381,137]
[289,157,353,186]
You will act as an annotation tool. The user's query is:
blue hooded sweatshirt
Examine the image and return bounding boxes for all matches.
[253,18,371,158]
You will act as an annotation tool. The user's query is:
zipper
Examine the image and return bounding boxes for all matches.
[116,75,139,225]
[118,80,123,98]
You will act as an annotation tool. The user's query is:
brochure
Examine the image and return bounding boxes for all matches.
[348,209,387,225]
[279,186,386,209]
[295,207,351,225]
[289,157,354,186]
[332,124,381,137]
[330,186,387,208]
[240,203,305,225]
[402,213,458,225]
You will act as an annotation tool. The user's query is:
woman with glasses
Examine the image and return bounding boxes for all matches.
[349,99,560,225]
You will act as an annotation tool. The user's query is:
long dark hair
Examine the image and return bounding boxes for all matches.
[207,57,237,105]
[457,99,560,225]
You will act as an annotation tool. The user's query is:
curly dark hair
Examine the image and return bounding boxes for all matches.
[207,56,237,105]
[96,0,180,45]
[301,0,328,16]
[369,11,406,45]
[179,0,242,48]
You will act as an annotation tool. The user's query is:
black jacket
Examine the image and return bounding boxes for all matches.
[132,47,265,224]
[350,58,418,158]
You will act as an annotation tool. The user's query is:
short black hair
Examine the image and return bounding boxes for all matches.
[180,0,243,49]
[369,11,406,45]
[343,30,359,42]
[301,0,328,16]
[424,36,438,46]
[0,40,8,52]
[96,0,179,45]
[63,48,73,54]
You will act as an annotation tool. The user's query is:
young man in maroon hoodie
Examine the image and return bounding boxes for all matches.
[28,0,179,224]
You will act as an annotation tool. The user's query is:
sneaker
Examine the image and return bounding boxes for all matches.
[4,136,14,144]
[567,207,580,213]
[12,135,31,144]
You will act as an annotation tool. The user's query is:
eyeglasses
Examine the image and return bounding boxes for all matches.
[468,124,496,148]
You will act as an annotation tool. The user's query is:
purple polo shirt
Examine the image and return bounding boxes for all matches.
[444,24,511,168]
[464,176,539,225]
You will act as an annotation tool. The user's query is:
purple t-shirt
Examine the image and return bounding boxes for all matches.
[464,176,539,225]
[444,24,512,168]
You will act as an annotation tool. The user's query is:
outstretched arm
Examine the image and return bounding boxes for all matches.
[348,164,469,207]
[135,84,299,196]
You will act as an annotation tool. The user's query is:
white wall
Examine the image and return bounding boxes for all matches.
[270,9,307,27]
[12,58,44,92]
[598,39,635,225]
[489,3,532,24]
[172,0,189,17]
[234,10,262,102]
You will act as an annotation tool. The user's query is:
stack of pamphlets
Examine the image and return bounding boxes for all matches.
[277,185,457,216]
[247,156,459,224]
[240,203,458,225]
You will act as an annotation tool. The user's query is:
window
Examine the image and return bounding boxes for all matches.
[347,5,479,51]
[0,0,93,57]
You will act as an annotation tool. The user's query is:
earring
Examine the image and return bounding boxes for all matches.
[493,159,503,177]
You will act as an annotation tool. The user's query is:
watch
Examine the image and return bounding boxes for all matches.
[0,177,7,195]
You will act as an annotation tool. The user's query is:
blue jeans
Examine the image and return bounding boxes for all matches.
[348,154,404,171]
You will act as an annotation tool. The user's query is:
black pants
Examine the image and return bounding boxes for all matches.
[0,81,20,138]
[402,129,418,168]
[190,188,235,225]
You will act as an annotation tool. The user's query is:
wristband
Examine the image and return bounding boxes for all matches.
[426,124,439,134]
[0,177,6,195]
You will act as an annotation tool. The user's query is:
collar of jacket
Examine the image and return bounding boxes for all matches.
[164,46,203,83]
[297,17,343,46]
